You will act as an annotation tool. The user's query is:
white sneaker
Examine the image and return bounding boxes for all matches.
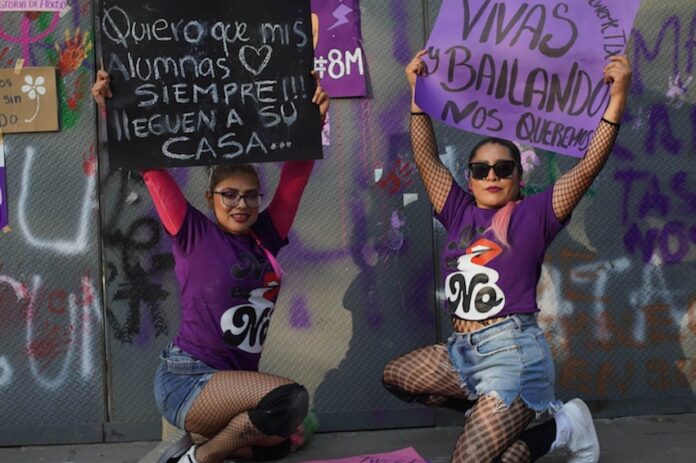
[159,432,192,463]
[176,444,198,463]
[558,399,600,463]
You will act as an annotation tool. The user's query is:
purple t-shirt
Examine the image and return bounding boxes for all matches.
[435,183,566,321]
[171,204,288,371]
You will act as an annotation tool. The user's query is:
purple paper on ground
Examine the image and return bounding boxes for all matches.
[298,447,428,463]
[0,143,7,230]
[416,0,641,158]
[312,0,367,98]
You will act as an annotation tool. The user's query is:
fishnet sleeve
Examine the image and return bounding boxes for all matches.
[410,113,453,214]
[552,119,620,222]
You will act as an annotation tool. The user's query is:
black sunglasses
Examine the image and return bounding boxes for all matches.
[468,161,517,180]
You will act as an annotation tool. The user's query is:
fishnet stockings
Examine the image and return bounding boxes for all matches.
[383,344,469,406]
[552,119,619,221]
[499,440,532,463]
[384,345,537,463]
[452,316,505,334]
[452,396,534,463]
[184,371,293,463]
[410,114,453,214]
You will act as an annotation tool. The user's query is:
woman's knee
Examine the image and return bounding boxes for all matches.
[382,356,409,386]
[381,360,396,386]
[382,363,429,405]
[248,383,308,438]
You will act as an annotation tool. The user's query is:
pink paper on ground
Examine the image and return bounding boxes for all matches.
[298,447,429,463]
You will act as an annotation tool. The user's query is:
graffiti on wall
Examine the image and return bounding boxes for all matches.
[538,249,695,396]
[102,170,173,344]
[615,12,696,265]
[0,273,101,390]
[18,145,96,254]
[0,4,93,127]
[530,10,696,398]
[0,1,102,401]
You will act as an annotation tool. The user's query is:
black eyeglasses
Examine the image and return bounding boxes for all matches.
[214,190,263,208]
[468,161,517,180]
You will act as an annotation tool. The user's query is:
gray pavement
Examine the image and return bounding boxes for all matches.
[0,413,694,462]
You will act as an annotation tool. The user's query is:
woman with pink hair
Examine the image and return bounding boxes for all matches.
[382,51,632,463]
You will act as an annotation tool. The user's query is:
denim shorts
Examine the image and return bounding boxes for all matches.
[154,344,217,429]
[446,313,561,415]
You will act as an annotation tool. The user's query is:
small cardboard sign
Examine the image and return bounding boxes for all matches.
[0,0,68,11]
[0,67,59,133]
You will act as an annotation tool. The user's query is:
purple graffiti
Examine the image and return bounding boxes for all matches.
[659,222,692,263]
[691,106,696,155]
[646,104,682,155]
[631,15,682,96]
[135,305,156,347]
[624,221,696,264]
[289,295,312,329]
[389,0,412,63]
[614,169,653,225]
[671,172,696,214]
[623,223,658,262]
[0,13,60,65]
[613,168,696,224]
[616,167,696,264]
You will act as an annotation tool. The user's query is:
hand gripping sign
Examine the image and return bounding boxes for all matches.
[416,0,641,158]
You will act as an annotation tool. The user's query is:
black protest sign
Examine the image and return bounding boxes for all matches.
[99,0,321,169]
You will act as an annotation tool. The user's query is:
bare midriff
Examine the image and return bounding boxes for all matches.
[452,316,508,333]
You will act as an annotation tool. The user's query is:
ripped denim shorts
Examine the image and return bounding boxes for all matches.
[154,344,217,429]
[446,313,561,415]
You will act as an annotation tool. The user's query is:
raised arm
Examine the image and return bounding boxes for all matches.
[142,169,187,235]
[552,56,632,222]
[266,72,329,240]
[266,160,315,240]
[91,71,187,235]
[408,51,453,215]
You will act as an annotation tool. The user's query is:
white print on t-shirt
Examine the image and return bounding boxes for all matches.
[445,243,506,320]
[220,280,278,354]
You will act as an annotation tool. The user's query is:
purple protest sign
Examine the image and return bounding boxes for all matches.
[0,142,7,230]
[312,0,367,98]
[416,0,641,158]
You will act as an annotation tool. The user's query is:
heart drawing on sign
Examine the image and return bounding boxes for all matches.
[239,45,273,76]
